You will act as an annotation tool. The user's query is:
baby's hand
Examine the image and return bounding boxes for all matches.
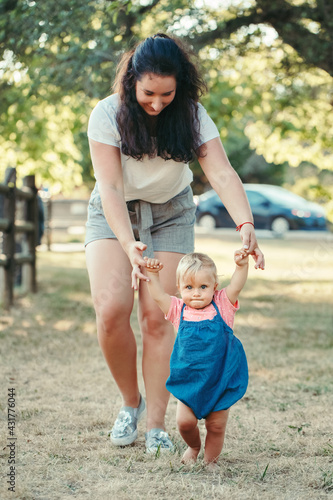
[144,257,164,273]
[234,249,249,267]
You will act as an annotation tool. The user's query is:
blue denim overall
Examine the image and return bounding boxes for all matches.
[166,301,248,419]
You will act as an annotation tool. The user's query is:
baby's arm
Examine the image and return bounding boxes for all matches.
[144,257,172,316]
[225,249,249,305]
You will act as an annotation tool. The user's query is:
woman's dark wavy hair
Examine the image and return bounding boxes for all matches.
[113,33,207,162]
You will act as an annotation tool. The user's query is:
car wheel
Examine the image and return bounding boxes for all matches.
[198,214,217,229]
[271,217,290,236]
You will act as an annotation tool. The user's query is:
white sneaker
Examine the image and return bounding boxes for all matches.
[110,395,146,446]
[145,428,174,454]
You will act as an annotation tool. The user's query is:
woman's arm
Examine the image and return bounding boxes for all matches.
[198,137,265,270]
[89,138,148,288]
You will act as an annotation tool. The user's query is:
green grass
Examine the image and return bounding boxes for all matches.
[1,234,332,499]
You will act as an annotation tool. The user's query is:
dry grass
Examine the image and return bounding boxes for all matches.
[1,233,333,500]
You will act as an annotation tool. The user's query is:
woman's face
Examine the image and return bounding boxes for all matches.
[135,73,176,116]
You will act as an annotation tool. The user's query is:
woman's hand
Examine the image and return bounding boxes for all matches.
[126,241,150,290]
[249,246,265,270]
[239,225,265,270]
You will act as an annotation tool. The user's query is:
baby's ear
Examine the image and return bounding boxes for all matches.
[214,282,218,291]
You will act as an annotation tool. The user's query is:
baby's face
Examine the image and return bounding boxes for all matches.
[178,269,217,309]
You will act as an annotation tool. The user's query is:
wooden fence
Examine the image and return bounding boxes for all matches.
[0,167,38,309]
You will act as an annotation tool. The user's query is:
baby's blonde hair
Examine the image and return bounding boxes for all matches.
[176,252,218,285]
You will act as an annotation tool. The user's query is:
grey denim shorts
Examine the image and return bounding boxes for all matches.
[85,186,196,257]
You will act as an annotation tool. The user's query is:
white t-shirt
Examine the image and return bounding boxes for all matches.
[87,93,220,203]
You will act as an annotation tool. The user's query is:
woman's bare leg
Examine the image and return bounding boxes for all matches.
[86,239,140,407]
[176,401,201,463]
[138,251,183,431]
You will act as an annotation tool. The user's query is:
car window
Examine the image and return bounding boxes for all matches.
[256,186,308,208]
[246,191,267,206]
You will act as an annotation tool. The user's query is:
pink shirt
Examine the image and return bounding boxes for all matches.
[166,288,239,331]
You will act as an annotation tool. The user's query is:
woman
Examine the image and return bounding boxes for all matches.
[85,33,264,453]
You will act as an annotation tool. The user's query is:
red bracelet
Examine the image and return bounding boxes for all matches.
[236,221,255,232]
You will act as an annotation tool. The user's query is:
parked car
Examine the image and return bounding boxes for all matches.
[195,184,327,235]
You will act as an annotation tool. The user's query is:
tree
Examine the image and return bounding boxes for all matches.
[188,0,333,77]
[184,0,332,189]
[0,0,332,201]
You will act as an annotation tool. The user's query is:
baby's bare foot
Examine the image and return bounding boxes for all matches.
[204,461,220,472]
[181,447,200,464]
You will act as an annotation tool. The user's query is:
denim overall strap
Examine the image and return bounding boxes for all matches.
[211,300,220,316]
[179,302,186,322]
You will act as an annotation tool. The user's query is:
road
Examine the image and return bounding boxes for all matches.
[195,226,333,241]
[38,227,332,253]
